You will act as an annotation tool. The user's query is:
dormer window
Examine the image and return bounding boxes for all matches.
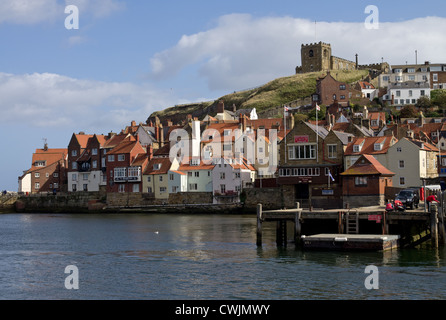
[153,163,161,170]
[353,145,361,153]
[374,143,383,151]
[35,161,46,167]
[190,159,200,166]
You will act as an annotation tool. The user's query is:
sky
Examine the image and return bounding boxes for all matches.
[2,0,446,191]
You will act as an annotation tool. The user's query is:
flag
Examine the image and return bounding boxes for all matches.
[316,104,320,111]
[328,170,335,182]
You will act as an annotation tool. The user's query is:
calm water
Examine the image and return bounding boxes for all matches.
[0,212,445,300]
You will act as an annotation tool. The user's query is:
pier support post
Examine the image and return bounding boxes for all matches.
[430,203,439,248]
[276,220,287,247]
[294,202,301,246]
[256,204,263,247]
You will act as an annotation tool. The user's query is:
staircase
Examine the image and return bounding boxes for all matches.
[346,210,359,234]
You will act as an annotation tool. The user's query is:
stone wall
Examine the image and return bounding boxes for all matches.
[342,194,385,209]
[244,186,294,211]
[15,192,106,213]
[168,192,213,205]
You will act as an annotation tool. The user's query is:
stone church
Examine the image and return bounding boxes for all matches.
[296,41,389,75]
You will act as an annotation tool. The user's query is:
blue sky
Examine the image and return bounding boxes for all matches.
[1,0,446,191]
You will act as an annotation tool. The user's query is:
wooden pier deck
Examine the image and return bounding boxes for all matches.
[256,202,445,249]
[301,234,400,251]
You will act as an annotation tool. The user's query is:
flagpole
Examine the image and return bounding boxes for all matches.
[284,105,287,164]
[316,104,319,163]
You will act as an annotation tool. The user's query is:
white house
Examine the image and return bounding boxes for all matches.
[212,158,256,204]
[378,64,431,88]
[382,81,430,107]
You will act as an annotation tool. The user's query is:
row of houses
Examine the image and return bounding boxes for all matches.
[18,106,446,208]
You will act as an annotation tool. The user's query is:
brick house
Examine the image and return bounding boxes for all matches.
[105,135,149,193]
[341,154,395,208]
[312,72,364,107]
[19,143,67,194]
[67,133,108,192]
[278,120,350,209]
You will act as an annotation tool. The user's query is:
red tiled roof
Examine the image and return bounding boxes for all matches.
[341,154,394,176]
[344,136,397,155]
[28,148,67,173]
[144,157,172,175]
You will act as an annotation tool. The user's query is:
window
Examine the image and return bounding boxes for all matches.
[159,176,163,182]
[397,147,402,153]
[72,184,77,192]
[133,184,140,193]
[53,183,59,189]
[153,163,161,170]
[53,173,59,178]
[353,145,360,153]
[35,173,40,178]
[190,183,198,191]
[35,161,46,167]
[374,143,383,151]
[118,185,125,193]
[220,185,226,193]
[220,172,225,179]
[399,177,406,186]
[408,90,413,97]
[188,172,192,177]
[408,75,415,81]
[328,145,337,159]
[72,150,77,157]
[399,160,405,168]
[355,177,367,186]
[407,68,415,73]
[128,167,141,179]
[118,154,125,161]
[235,172,240,179]
[35,182,40,190]
[92,148,98,155]
[288,144,316,160]
[396,90,401,97]
[147,176,151,182]
[72,162,78,170]
[147,187,152,193]
[339,84,346,90]
[159,187,166,193]
[114,168,127,179]
[169,174,174,181]
[433,73,438,82]
[92,160,97,169]
[108,155,115,162]
[194,171,199,177]
[83,173,88,180]
[421,90,425,96]
[340,95,345,100]
[83,184,88,191]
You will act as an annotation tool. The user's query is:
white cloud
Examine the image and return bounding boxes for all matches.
[149,14,446,92]
[0,0,62,24]
[0,72,177,132]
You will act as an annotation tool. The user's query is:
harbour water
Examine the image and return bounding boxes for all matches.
[0,212,445,300]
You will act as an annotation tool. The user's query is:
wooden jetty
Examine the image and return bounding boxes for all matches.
[256,202,445,250]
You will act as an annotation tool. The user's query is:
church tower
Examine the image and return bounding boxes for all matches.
[299,42,332,73]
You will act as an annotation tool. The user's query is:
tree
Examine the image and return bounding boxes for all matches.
[399,105,419,118]
[308,104,326,121]
[415,96,431,110]
[431,89,446,108]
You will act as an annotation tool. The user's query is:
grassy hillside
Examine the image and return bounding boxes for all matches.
[150,69,370,123]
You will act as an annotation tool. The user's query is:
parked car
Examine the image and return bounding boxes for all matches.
[395,188,420,210]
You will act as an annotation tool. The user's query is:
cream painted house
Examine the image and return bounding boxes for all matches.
[384,137,439,188]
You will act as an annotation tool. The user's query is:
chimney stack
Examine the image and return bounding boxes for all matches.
[147,144,153,160]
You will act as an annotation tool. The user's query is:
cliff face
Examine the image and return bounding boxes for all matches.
[148,69,370,125]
